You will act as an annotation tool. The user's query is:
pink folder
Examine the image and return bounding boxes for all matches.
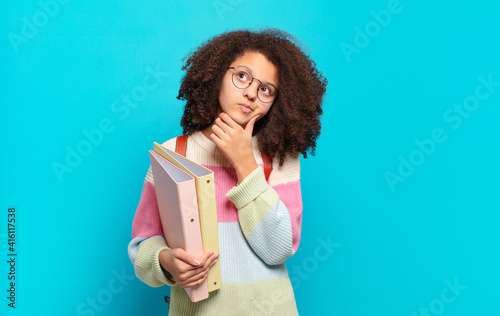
[149,150,209,302]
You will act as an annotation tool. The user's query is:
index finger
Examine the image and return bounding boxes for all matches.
[172,248,203,267]
[187,251,218,274]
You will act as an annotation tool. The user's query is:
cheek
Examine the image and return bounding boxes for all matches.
[218,79,236,105]
[218,88,230,110]
[259,104,272,116]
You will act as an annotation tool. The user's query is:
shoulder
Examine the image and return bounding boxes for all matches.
[160,136,178,151]
[268,153,301,186]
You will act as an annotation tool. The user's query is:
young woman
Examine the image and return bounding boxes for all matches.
[128,28,327,315]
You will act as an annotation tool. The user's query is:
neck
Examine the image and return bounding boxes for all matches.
[201,125,214,142]
[201,107,222,141]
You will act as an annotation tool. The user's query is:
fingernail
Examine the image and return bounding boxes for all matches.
[194,259,201,265]
[212,259,218,265]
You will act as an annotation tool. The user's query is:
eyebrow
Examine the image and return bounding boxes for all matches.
[236,65,278,87]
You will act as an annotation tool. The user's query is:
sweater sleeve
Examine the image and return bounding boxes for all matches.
[128,172,177,287]
[226,155,302,265]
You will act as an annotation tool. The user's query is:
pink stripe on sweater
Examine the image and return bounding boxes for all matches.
[209,165,240,223]
[208,164,303,253]
[274,180,303,253]
[133,167,302,254]
[132,180,163,238]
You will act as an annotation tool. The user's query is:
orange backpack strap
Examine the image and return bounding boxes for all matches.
[261,152,272,182]
[175,134,188,157]
[176,134,272,181]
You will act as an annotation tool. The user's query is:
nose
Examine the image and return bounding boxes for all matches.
[243,80,260,101]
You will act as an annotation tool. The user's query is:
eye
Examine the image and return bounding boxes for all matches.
[235,70,250,82]
[260,85,275,96]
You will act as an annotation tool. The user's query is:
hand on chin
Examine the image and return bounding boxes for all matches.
[210,112,260,183]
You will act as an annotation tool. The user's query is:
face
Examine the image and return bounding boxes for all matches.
[218,51,279,128]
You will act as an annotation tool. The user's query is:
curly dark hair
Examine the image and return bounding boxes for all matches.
[177,28,327,165]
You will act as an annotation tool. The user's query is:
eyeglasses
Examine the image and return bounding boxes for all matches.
[227,67,278,103]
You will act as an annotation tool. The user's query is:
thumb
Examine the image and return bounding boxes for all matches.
[245,114,260,134]
[174,249,202,267]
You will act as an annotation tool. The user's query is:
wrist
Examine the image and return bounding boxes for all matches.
[159,249,171,272]
[159,249,175,281]
[235,160,258,184]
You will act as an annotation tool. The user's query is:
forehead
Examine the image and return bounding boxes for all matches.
[230,52,278,86]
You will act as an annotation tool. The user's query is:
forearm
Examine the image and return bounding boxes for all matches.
[129,236,176,287]
[234,158,258,184]
[227,166,302,265]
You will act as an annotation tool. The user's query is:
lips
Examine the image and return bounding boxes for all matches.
[238,103,253,113]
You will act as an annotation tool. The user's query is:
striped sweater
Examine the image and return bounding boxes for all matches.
[128,131,302,315]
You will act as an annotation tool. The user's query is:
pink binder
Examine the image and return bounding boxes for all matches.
[149,150,209,302]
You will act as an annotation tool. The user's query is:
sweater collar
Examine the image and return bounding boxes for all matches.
[190,131,221,155]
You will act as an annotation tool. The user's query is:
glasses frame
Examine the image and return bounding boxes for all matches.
[227,67,278,103]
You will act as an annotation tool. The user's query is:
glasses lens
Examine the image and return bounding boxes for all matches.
[232,69,252,88]
[257,84,277,103]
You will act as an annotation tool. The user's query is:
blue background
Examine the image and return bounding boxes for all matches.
[2,0,500,315]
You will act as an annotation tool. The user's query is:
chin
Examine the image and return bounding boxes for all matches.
[224,112,246,125]
[236,118,252,127]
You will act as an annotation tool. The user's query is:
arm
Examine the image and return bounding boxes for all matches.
[226,156,302,266]
[128,168,218,288]
[210,113,302,265]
